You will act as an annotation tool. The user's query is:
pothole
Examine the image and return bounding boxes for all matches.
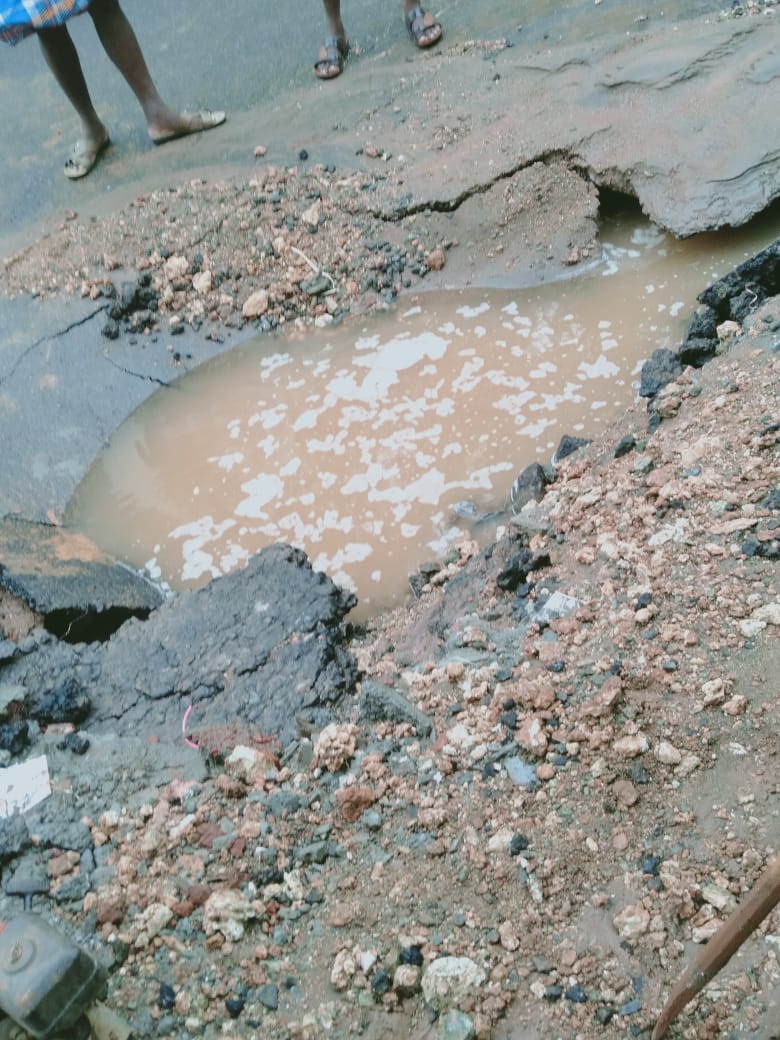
[64,210,780,617]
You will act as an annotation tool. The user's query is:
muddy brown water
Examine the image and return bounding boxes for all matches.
[65,212,780,618]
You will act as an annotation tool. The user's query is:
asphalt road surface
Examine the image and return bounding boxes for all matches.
[0,0,714,248]
[1,0,476,242]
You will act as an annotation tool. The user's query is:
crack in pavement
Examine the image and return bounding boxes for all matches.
[0,304,107,388]
[103,353,174,388]
[375,150,598,220]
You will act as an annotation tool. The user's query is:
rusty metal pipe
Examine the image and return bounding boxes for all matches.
[653,855,780,1039]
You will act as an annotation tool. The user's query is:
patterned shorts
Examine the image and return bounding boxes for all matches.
[0,0,93,44]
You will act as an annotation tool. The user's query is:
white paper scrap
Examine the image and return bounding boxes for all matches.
[0,755,52,818]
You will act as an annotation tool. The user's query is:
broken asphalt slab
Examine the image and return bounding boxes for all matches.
[360,13,780,239]
[0,516,163,642]
[1,544,360,752]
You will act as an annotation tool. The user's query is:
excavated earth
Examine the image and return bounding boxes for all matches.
[0,3,778,1040]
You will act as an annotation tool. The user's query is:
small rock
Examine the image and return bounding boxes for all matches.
[331,948,357,991]
[701,677,726,706]
[393,963,422,997]
[242,288,270,319]
[655,740,682,766]
[619,998,642,1016]
[639,348,682,398]
[692,918,720,943]
[399,945,424,966]
[438,1009,476,1040]
[359,680,433,736]
[159,983,176,1010]
[498,920,520,951]
[192,270,212,295]
[613,779,639,807]
[163,255,188,281]
[674,751,701,777]
[614,434,637,458]
[202,889,255,941]
[57,732,90,755]
[612,733,649,758]
[508,462,549,513]
[329,903,354,928]
[301,202,321,229]
[422,957,487,1012]
[226,744,277,783]
[313,723,358,771]
[701,883,734,912]
[504,756,537,788]
[258,983,279,1010]
[553,434,591,465]
[613,903,650,940]
[133,902,173,947]
[516,715,548,758]
[716,319,741,341]
[509,834,530,855]
[565,983,587,1003]
[722,695,747,716]
[371,968,392,995]
[336,784,377,822]
[225,996,245,1019]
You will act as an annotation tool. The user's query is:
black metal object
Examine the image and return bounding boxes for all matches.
[0,915,105,1039]
[4,875,49,914]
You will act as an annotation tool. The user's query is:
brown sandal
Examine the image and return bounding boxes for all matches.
[404,5,442,48]
[314,35,349,79]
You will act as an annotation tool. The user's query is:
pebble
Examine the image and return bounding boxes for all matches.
[394,964,422,996]
[641,855,662,876]
[422,957,487,1012]
[655,739,682,765]
[613,903,650,939]
[399,945,425,966]
[612,733,649,758]
[225,996,245,1019]
[371,968,392,995]
[509,833,530,855]
[258,983,279,1010]
[565,984,587,1003]
[438,1009,476,1040]
[158,982,176,1010]
[613,779,639,806]
[504,756,537,788]
[619,998,642,1016]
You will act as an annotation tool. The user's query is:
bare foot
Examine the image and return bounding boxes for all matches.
[148,110,226,146]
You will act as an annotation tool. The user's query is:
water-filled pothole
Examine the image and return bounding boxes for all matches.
[65,211,780,617]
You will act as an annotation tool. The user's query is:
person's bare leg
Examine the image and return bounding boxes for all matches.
[88,0,224,142]
[322,0,346,42]
[315,0,348,79]
[37,23,110,169]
